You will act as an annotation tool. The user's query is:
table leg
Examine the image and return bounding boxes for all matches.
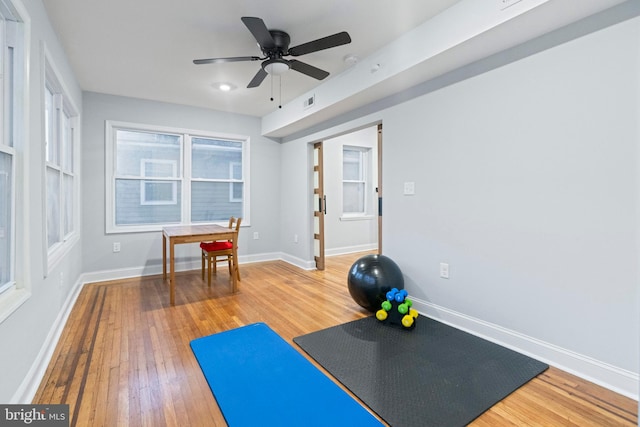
[162,234,167,280]
[170,239,175,305]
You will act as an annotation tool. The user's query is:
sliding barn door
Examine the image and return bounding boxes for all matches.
[377,123,383,254]
[313,142,325,270]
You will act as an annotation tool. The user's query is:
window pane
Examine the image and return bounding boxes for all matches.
[45,87,57,164]
[116,130,181,177]
[46,166,60,248]
[192,137,242,180]
[0,152,12,288]
[63,173,73,236]
[343,149,361,180]
[141,180,177,205]
[343,182,365,213]
[191,181,242,222]
[116,179,181,225]
[143,159,176,178]
[62,112,73,171]
[7,45,14,148]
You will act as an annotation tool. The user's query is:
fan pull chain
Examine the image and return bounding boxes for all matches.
[268,75,283,109]
[270,75,274,102]
[279,75,282,109]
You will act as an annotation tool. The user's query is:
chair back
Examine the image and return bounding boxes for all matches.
[229,217,242,248]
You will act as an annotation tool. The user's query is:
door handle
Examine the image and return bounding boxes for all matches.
[323,195,327,214]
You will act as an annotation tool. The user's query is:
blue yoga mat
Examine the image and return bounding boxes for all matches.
[190,323,383,427]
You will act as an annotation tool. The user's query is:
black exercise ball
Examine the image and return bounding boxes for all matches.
[347,254,404,312]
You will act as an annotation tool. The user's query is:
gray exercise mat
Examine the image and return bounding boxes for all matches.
[294,315,548,427]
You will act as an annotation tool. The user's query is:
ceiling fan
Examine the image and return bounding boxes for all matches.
[193,17,352,89]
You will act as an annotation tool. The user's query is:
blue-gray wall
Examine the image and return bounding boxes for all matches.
[81,92,282,275]
[0,0,83,403]
[281,13,640,396]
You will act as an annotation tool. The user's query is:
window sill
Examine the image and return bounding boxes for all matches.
[47,232,80,275]
[0,287,31,325]
[339,215,376,222]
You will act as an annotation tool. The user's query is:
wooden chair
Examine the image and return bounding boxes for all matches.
[200,217,242,286]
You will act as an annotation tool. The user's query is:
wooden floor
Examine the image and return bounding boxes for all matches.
[33,253,637,426]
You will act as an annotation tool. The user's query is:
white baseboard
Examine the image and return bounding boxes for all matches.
[81,252,313,284]
[11,276,85,403]
[278,253,316,270]
[325,244,377,257]
[411,298,639,400]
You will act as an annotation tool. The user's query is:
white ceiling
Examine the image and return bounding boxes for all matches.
[42,0,462,117]
[43,0,632,138]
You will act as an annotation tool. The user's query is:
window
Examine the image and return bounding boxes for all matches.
[0,152,13,295]
[106,121,249,233]
[44,55,79,270]
[0,1,25,299]
[342,147,369,215]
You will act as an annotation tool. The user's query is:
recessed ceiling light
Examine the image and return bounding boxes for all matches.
[212,82,237,92]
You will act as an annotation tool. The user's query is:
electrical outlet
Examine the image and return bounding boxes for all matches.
[253,232,259,240]
[293,234,299,243]
[439,262,449,279]
[113,242,121,253]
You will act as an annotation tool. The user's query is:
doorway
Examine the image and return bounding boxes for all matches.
[312,124,381,270]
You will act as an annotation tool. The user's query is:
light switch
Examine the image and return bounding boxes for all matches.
[440,262,449,279]
[403,182,415,195]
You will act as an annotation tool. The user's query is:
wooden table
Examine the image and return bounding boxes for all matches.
[162,224,239,305]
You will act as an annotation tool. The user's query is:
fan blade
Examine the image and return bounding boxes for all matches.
[288,32,351,56]
[247,68,268,88]
[193,56,260,65]
[289,60,329,80]
[241,17,275,50]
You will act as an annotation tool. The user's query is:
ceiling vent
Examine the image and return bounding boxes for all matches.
[303,94,315,110]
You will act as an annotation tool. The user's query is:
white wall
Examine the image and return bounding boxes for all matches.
[0,0,84,403]
[81,92,282,277]
[280,13,640,397]
[323,126,378,255]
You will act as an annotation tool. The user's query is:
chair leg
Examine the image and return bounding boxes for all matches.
[201,252,205,281]
[207,254,212,287]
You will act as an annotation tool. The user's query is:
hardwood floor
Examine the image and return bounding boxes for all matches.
[33,253,637,426]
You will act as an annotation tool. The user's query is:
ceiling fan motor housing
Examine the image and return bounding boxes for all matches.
[265,30,291,56]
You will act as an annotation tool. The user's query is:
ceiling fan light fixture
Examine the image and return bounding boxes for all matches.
[262,58,290,75]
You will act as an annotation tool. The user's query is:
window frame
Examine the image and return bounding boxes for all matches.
[0,0,31,323]
[105,120,250,234]
[43,47,80,273]
[342,146,370,217]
